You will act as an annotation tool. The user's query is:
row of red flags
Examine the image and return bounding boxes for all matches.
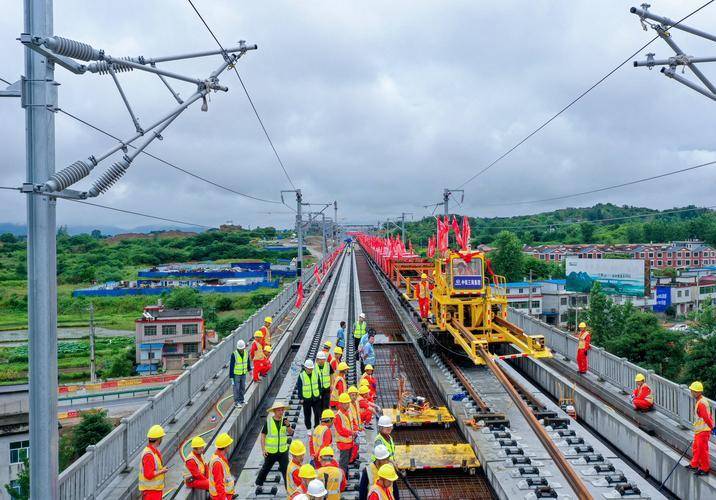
[428,215,471,257]
[295,243,345,308]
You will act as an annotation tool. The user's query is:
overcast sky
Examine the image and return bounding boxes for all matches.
[1,0,716,230]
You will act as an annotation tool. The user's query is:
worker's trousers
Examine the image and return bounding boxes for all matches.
[691,431,711,472]
[232,374,246,404]
[302,398,321,429]
[338,447,351,475]
[255,451,289,486]
[632,398,653,411]
[141,492,163,500]
[576,349,588,373]
[418,297,430,318]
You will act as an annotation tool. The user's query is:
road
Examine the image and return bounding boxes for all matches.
[0,327,132,345]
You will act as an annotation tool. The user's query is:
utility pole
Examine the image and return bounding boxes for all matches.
[320,213,328,256]
[23,0,59,496]
[333,200,338,247]
[398,212,413,246]
[282,189,304,277]
[528,269,533,316]
[89,303,96,383]
[443,188,450,217]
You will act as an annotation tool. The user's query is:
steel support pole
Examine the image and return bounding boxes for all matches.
[89,302,96,383]
[24,0,59,497]
[443,188,450,217]
[333,200,338,248]
[321,213,328,256]
[296,189,303,277]
[400,213,406,246]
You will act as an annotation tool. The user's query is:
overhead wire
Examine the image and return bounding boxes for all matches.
[456,0,716,189]
[54,108,283,205]
[67,199,212,229]
[186,0,298,191]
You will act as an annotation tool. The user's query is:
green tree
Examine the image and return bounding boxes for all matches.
[683,334,716,399]
[71,411,113,458]
[579,222,596,243]
[490,231,524,282]
[5,458,29,500]
[0,233,17,244]
[103,349,134,378]
[214,296,234,312]
[164,288,202,309]
[689,299,716,335]
[585,282,616,346]
[216,316,241,338]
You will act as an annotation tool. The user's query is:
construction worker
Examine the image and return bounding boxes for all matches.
[336,321,347,349]
[367,464,399,500]
[359,332,376,373]
[358,384,380,429]
[330,362,348,408]
[306,478,328,500]
[630,373,654,412]
[321,341,335,368]
[311,409,335,465]
[348,386,362,431]
[417,273,433,319]
[331,347,343,372]
[208,433,235,500]
[261,345,273,376]
[261,316,273,345]
[360,365,377,399]
[354,312,367,351]
[316,447,347,500]
[316,351,333,412]
[290,464,317,498]
[229,339,250,407]
[139,425,168,499]
[373,416,395,462]
[335,393,357,474]
[686,381,714,476]
[184,436,209,491]
[576,322,591,374]
[287,440,307,498]
[256,401,295,487]
[359,445,400,500]
[250,330,267,382]
[298,359,322,430]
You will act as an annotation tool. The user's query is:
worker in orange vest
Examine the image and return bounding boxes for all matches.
[348,386,362,432]
[686,381,714,476]
[630,373,654,412]
[321,341,335,368]
[335,393,357,474]
[290,464,317,498]
[331,346,343,372]
[358,384,380,429]
[286,440,306,497]
[417,273,433,320]
[138,425,168,499]
[576,322,591,374]
[330,362,348,408]
[316,447,347,500]
[260,344,273,377]
[250,330,267,382]
[367,464,398,500]
[260,316,273,345]
[360,365,377,399]
[310,410,335,465]
[209,433,235,500]
[184,436,209,491]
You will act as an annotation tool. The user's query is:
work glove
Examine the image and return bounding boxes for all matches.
[231,378,235,386]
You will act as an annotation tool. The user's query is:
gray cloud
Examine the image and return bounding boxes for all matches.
[1,0,715,230]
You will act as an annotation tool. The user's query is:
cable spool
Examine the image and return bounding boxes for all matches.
[90,57,135,75]
[88,158,132,197]
[44,160,93,192]
[44,36,101,61]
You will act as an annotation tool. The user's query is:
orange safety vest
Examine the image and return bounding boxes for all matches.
[694,398,712,435]
[317,464,344,500]
[330,373,346,403]
[286,460,302,497]
[138,446,165,491]
[208,453,235,497]
[418,281,430,299]
[635,384,653,403]
[252,340,266,361]
[260,325,271,344]
[185,452,207,479]
[349,400,360,428]
[578,331,590,350]
[335,410,353,446]
[368,483,394,500]
[311,424,333,458]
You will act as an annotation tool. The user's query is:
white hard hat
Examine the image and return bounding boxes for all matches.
[293,495,308,500]
[316,351,327,360]
[373,444,390,460]
[359,313,366,319]
[378,415,393,428]
[307,479,328,496]
[304,359,315,370]
[236,339,246,350]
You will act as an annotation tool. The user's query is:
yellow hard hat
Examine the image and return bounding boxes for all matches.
[690,381,704,392]
[378,463,399,481]
[264,345,272,352]
[365,364,374,371]
[289,439,306,455]
[321,409,335,420]
[578,322,587,329]
[147,425,165,439]
[254,330,264,338]
[421,273,427,279]
[264,316,273,324]
[635,373,645,382]
[347,386,359,394]
[215,433,233,449]
[359,385,370,394]
[339,393,351,404]
[334,346,343,355]
[190,436,206,448]
[323,341,332,348]
[319,446,335,458]
[298,464,316,479]
[338,362,349,371]
[359,379,369,386]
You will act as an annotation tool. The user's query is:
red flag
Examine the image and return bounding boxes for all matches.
[408,240,414,255]
[313,265,322,284]
[461,216,471,250]
[295,280,304,308]
[322,260,327,275]
[451,216,462,248]
[427,235,436,258]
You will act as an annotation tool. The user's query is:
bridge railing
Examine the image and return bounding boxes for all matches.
[508,308,714,430]
[58,265,310,499]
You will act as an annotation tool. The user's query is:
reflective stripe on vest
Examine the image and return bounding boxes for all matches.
[301,370,320,399]
[578,331,589,349]
[265,417,288,453]
[694,399,711,434]
[286,461,302,497]
[354,321,367,339]
[312,424,332,456]
[317,361,331,389]
[418,281,429,299]
[208,454,235,496]
[138,447,165,491]
[233,350,248,376]
[336,411,353,445]
[637,384,653,403]
[330,374,346,402]
[371,434,395,461]
[253,340,266,360]
[318,465,344,499]
[185,453,206,478]
[350,401,360,428]
[261,325,271,343]
[367,483,393,500]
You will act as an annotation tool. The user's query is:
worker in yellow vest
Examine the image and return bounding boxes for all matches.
[686,381,714,475]
[208,433,235,500]
[260,316,273,345]
[329,362,348,408]
[373,416,395,462]
[184,436,209,491]
[316,351,333,412]
[316,447,347,500]
[289,464,317,499]
[139,425,168,499]
[367,464,398,500]
[298,359,322,430]
[353,312,367,350]
[256,401,295,487]
[229,339,250,408]
[286,440,307,497]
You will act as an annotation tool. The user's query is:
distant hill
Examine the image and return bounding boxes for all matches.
[0,223,207,236]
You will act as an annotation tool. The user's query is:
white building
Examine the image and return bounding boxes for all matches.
[503,282,543,315]
[536,279,588,327]
[0,399,29,498]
